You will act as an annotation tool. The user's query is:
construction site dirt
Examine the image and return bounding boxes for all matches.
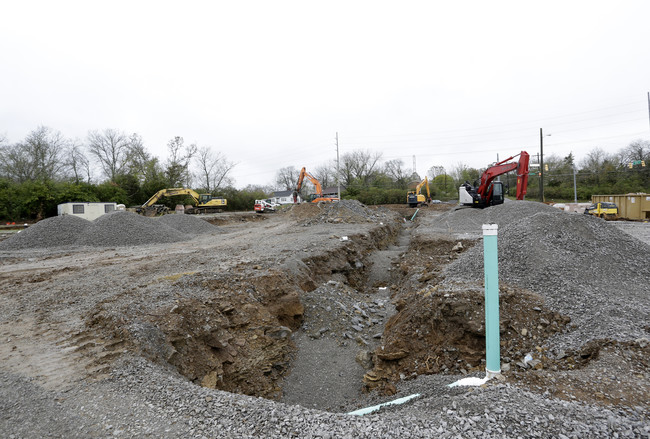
[0,200,648,438]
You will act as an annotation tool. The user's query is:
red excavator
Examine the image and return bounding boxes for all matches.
[459,151,530,208]
[293,167,339,203]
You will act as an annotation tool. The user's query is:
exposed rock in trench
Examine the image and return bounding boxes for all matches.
[84,223,401,400]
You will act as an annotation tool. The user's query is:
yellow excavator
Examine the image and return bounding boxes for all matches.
[138,188,227,215]
[407,177,430,207]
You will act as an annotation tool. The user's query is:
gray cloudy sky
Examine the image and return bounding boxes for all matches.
[2,1,649,188]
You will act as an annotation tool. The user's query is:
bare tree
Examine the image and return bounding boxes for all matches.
[313,161,336,188]
[275,166,299,191]
[194,146,236,192]
[580,147,611,171]
[0,126,68,182]
[427,165,445,180]
[340,149,383,186]
[66,139,91,184]
[123,133,162,183]
[450,162,480,186]
[384,159,410,188]
[619,139,649,165]
[165,136,197,187]
[87,128,130,181]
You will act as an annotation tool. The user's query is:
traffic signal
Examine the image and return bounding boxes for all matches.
[628,162,633,169]
[642,160,646,167]
[544,164,549,171]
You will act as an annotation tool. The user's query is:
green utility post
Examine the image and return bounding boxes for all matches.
[483,224,500,377]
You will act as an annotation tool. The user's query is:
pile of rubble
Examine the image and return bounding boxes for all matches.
[299,280,391,344]
[293,200,397,225]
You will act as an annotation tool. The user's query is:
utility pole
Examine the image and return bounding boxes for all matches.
[573,166,577,203]
[336,132,341,201]
[412,155,416,176]
[539,128,544,203]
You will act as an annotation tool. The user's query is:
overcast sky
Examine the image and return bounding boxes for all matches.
[2,1,649,189]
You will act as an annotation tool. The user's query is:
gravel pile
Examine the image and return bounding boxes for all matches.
[421,200,560,238]
[0,211,206,250]
[442,201,650,352]
[157,213,221,235]
[3,355,645,439]
[298,200,396,225]
[76,211,189,247]
[27,357,640,439]
[0,215,93,250]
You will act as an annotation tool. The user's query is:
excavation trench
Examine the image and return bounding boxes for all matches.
[83,206,618,410]
[84,220,404,402]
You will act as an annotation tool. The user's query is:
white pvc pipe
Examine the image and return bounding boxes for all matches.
[448,375,490,388]
[347,393,421,416]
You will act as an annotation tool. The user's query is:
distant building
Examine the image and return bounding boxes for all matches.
[271,190,300,205]
[57,202,120,221]
[322,186,342,198]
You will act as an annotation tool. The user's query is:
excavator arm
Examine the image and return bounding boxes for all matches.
[296,167,324,196]
[418,177,430,200]
[294,167,338,203]
[477,152,530,200]
[142,188,201,208]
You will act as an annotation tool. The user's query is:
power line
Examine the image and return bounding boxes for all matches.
[341,99,645,141]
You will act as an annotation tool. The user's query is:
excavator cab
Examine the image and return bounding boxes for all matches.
[489,181,504,205]
[198,194,212,204]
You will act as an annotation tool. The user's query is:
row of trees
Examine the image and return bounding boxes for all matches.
[274,140,650,205]
[0,127,236,190]
[0,126,238,219]
[1,125,649,220]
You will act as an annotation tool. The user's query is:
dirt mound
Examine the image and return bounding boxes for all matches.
[367,283,570,391]
[365,234,571,393]
[292,200,397,225]
[76,211,188,247]
[0,215,93,250]
[86,270,305,399]
[157,213,221,234]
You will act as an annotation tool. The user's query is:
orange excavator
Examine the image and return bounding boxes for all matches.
[459,151,530,208]
[293,167,339,203]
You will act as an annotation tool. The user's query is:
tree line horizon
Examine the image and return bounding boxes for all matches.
[0,126,648,220]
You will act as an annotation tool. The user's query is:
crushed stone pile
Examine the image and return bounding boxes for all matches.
[0,215,93,250]
[76,211,188,247]
[0,211,222,250]
[442,201,650,352]
[157,213,221,235]
[420,200,560,238]
[294,200,397,225]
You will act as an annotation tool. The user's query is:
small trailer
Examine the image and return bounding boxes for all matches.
[57,202,120,221]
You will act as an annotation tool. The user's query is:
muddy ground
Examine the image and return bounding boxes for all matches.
[0,201,648,437]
